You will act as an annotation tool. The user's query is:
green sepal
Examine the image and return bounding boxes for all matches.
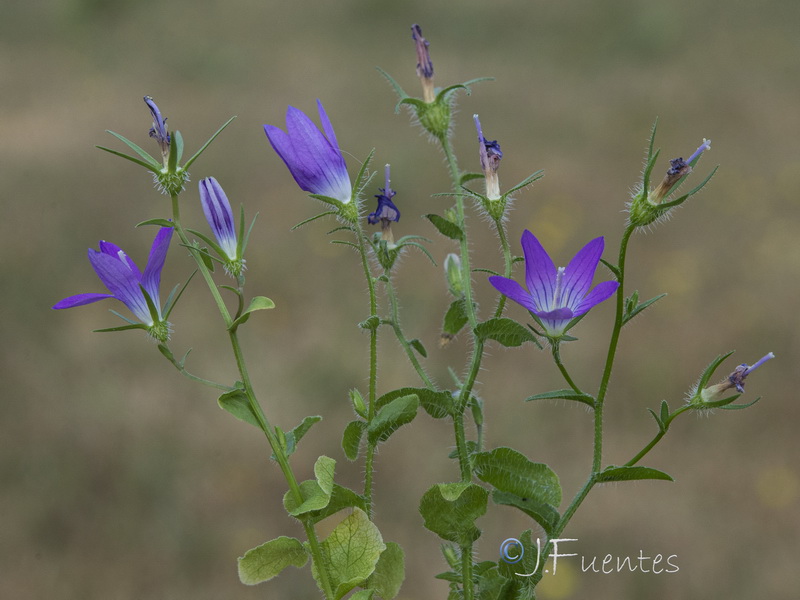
[375,387,455,419]
[659,165,718,209]
[472,447,562,507]
[443,297,470,337]
[595,465,674,483]
[101,129,161,170]
[504,169,545,197]
[366,542,405,600]
[167,129,180,173]
[183,115,236,170]
[460,172,484,185]
[599,258,621,279]
[237,536,308,585]
[367,394,419,445]
[524,389,595,408]
[311,508,386,600]
[163,270,197,320]
[173,130,184,164]
[719,396,761,410]
[342,420,367,461]
[475,318,538,348]
[375,66,411,113]
[425,214,464,241]
[349,389,368,419]
[270,415,322,460]
[695,351,736,391]
[283,455,336,516]
[93,323,148,334]
[492,491,560,536]
[218,388,260,429]
[419,482,489,544]
[186,228,226,261]
[230,296,275,329]
[623,291,667,325]
[239,207,258,257]
[136,218,174,228]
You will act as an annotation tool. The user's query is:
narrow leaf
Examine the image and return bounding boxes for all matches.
[425,214,464,241]
[595,465,674,483]
[104,130,161,168]
[524,389,595,408]
[184,115,237,169]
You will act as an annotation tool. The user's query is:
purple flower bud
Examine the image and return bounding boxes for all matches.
[701,352,775,402]
[264,100,352,204]
[368,164,400,245]
[651,138,711,203]
[144,95,170,160]
[489,231,619,338]
[199,177,237,261]
[411,24,435,102]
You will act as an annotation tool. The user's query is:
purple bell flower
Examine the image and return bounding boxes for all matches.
[489,230,619,337]
[53,227,174,329]
[199,177,237,261]
[264,100,352,204]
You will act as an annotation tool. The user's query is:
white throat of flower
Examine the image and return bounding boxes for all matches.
[551,267,566,309]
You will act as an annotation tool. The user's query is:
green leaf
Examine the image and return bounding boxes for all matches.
[409,338,427,358]
[419,482,488,544]
[275,415,322,458]
[313,508,386,600]
[720,396,761,410]
[342,420,367,461]
[623,292,667,325]
[183,115,237,170]
[349,591,376,600]
[136,218,174,228]
[291,211,337,231]
[237,536,308,585]
[595,465,674,483]
[103,129,161,168]
[443,298,469,337]
[366,542,405,600]
[283,455,336,516]
[367,394,419,445]
[492,491,560,536]
[524,389,595,408]
[301,484,367,525]
[218,389,260,429]
[472,447,562,506]
[93,323,148,334]
[375,387,455,419]
[425,214,464,241]
[231,296,275,328]
[474,318,537,347]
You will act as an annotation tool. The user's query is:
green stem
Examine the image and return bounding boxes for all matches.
[492,217,513,319]
[170,195,335,600]
[384,276,435,389]
[551,343,583,395]
[624,404,691,466]
[461,542,474,600]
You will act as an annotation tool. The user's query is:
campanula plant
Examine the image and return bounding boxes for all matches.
[53,22,776,600]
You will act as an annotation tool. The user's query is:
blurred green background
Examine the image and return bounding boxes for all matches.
[3,0,798,598]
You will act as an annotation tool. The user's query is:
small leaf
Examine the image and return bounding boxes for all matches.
[231,296,275,328]
[359,315,381,331]
[366,541,405,600]
[103,129,161,168]
[237,536,308,585]
[301,484,367,524]
[136,218,174,228]
[349,591,376,600]
[419,482,488,544]
[409,338,428,358]
[475,318,537,347]
[524,389,595,408]
[183,115,237,170]
[218,389,260,429]
[425,214,464,241]
[312,508,386,600]
[595,465,674,483]
[443,298,469,337]
[472,447,562,507]
[375,387,455,419]
[367,394,419,445]
[283,456,336,516]
[274,415,322,459]
[342,420,367,461]
[623,293,667,325]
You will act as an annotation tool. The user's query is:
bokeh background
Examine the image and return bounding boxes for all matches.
[3,0,798,598]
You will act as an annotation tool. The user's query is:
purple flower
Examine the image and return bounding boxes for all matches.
[411,23,435,102]
[264,100,352,204]
[53,227,174,329]
[144,95,170,159]
[473,114,502,200]
[489,230,619,337]
[199,177,237,261]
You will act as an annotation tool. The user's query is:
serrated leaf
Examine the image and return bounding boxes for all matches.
[443,298,469,337]
[218,389,260,428]
[419,482,488,544]
[475,318,537,347]
[367,394,419,445]
[472,447,562,507]
[366,541,405,599]
[425,214,464,241]
[524,389,595,408]
[342,420,367,461]
[492,491,560,536]
[237,536,308,585]
[312,508,386,600]
[595,465,674,483]
[283,456,336,516]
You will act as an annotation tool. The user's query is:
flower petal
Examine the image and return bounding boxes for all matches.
[317,99,341,154]
[52,292,114,310]
[199,177,237,259]
[561,237,604,310]
[141,227,173,318]
[488,275,537,312]
[88,250,151,323]
[520,230,556,311]
[572,280,619,317]
[98,240,142,279]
